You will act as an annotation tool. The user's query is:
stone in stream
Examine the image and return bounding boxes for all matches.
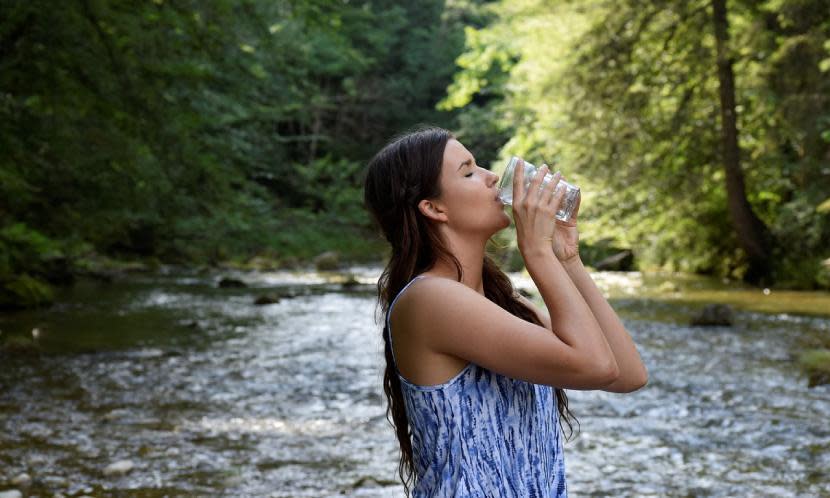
[594,250,635,271]
[341,274,360,289]
[10,473,31,486]
[313,251,340,271]
[0,490,22,498]
[218,277,247,288]
[103,459,134,476]
[254,293,281,305]
[798,349,830,387]
[657,281,679,294]
[690,304,734,326]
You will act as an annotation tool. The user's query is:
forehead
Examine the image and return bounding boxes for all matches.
[442,139,472,170]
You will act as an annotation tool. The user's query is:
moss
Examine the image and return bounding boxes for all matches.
[0,274,54,309]
[1,334,40,354]
[798,349,830,387]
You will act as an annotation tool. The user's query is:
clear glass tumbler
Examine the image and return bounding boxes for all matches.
[497,156,580,222]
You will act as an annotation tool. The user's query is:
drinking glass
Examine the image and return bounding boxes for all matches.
[497,156,580,222]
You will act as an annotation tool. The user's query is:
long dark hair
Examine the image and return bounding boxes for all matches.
[363,126,578,495]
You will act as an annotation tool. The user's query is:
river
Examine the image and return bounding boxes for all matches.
[1,266,829,497]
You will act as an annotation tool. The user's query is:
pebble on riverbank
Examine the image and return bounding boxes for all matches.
[103,460,134,476]
[690,304,734,326]
[0,490,22,498]
[9,474,30,487]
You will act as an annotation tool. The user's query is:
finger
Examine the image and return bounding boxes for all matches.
[549,178,568,217]
[531,164,549,195]
[512,157,524,206]
[529,165,549,205]
[542,170,562,206]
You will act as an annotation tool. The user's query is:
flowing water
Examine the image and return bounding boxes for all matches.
[1,266,829,497]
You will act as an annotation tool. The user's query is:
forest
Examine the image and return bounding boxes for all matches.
[2,0,829,309]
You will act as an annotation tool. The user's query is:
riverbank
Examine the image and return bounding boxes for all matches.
[0,224,389,311]
[1,265,828,497]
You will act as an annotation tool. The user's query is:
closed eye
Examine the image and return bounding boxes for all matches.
[464,172,473,177]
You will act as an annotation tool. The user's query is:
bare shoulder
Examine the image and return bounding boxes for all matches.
[391,276,607,389]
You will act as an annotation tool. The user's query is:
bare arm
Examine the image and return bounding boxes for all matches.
[519,258,648,393]
[522,249,620,383]
[561,258,647,392]
[398,269,620,390]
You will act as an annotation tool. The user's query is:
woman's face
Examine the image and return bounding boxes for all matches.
[424,138,511,235]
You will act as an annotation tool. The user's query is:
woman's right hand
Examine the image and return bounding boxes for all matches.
[510,159,566,257]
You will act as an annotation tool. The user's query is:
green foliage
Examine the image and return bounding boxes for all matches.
[0,224,61,276]
[0,274,54,309]
[444,0,830,286]
[0,0,487,307]
[293,157,367,225]
[1,0,827,310]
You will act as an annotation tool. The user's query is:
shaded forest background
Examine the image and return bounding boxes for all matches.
[1,0,829,309]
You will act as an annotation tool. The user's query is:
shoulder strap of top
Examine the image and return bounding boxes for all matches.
[385,275,428,368]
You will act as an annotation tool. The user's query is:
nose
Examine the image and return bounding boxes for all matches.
[487,169,499,187]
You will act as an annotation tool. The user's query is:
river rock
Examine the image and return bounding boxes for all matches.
[120,261,152,273]
[798,349,830,388]
[595,250,634,271]
[0,490,22,498]
[103,408,130,421]
[103,459,134,476]
[179,320,202,330]
[690,304,734,326]
[313,251,340,271]
[82,269,118,283]
[218,277,246,288]
[340,275,360,289]
[657,281,679,294]
[10,473,30,486]
[246,256,279,271]
[254,293,281,305]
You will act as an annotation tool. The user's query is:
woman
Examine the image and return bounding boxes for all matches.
[363,127,648,497]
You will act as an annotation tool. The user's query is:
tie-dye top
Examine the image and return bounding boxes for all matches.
[386,275,568,498]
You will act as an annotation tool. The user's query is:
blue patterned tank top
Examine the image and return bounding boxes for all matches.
[386,275,568,497]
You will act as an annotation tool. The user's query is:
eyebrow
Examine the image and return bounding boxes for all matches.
[457,158,473,171]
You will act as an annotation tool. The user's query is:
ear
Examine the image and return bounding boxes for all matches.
[417,198,448,223]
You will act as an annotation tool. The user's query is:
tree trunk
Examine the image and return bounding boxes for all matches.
[711,0,773,284]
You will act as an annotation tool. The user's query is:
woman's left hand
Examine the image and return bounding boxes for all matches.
[550,179,581,262]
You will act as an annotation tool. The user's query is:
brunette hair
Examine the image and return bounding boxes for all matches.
[363,126,577,495]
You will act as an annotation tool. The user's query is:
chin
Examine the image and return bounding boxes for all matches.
[491,213,511,233]
[498,211,511,228]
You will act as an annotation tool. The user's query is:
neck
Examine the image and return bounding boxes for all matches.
[425,231,489,295]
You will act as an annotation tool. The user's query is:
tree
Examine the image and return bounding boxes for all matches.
[712,0,773,283]
[443,0,830,286]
